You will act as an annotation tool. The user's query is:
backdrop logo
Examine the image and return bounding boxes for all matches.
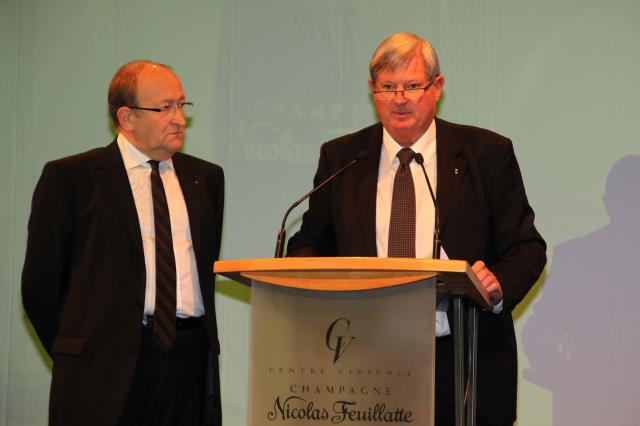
[325,318,356,364]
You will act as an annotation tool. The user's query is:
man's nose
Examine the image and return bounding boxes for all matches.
[172,108,187,126]
[392,90,409,103]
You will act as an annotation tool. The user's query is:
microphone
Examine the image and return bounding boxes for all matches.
[274,150,370,258]
[414,153,441,259]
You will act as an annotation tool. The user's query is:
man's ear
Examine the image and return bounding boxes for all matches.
[116,106,135,131]
[433,74,445,101]
[368,78,375,91]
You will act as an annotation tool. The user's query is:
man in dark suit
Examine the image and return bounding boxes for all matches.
[287,33,546,426]
[21,60,224,426]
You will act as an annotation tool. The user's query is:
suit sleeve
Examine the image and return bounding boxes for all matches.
[205,165,224,426]
[200,163,224,345]
[488,140,546,310]
[213,167,224,262]
[286,143,338,257]
[21,162,73,355]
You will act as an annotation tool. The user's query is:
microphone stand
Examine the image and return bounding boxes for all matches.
[274,151,368,258]
[415,153,476,426]
[414,153,440,259]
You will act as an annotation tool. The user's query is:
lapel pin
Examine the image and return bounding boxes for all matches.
[454,168,459,175]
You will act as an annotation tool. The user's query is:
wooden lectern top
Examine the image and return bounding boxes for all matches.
[214,257,492,309]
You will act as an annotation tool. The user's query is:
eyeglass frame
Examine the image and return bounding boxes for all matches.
[372,76,440,101]
[127,101,194,115]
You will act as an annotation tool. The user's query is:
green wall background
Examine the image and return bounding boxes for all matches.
[2,0,639,424]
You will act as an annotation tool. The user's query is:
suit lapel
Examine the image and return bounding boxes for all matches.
[97,142,144,259]
[354,124,383,256]
[172,154,203,258]
[436,118,467,232]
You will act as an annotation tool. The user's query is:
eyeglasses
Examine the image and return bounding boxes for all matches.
[128,101,194,115]
[372,77,438,101]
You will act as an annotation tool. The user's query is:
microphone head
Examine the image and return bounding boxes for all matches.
[356,150,370,161]
[414,152,425,164]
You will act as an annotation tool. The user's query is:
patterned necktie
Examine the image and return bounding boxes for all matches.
[388,148,416,258]
[148,160,176,350]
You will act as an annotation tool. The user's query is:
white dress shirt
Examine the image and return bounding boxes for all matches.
[376,123,437,259]
[117,134,204,319]
[375,121,451,335]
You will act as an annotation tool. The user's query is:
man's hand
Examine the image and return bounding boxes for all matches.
[472,260,503,304]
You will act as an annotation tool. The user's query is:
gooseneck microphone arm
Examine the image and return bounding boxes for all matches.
[274,150,370,258]
[414,153,441,259]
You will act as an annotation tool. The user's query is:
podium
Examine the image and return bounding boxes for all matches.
[214,257,491,426]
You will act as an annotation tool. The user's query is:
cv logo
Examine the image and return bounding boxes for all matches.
[325,318,356,364]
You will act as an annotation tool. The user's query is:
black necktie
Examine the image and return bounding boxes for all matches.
[148,160,176,350]
[388,148,416,258]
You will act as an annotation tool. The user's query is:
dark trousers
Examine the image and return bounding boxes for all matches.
[117,321,209,426]
[435,336,512,426]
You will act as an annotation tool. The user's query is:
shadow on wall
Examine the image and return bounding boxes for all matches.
[522,155,640,426]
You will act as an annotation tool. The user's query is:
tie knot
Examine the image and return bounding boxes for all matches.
[397,148,415,165]
[148,160,160,171]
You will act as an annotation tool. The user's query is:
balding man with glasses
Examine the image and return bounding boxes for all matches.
[287,33,546,426]
[22,60,224,426]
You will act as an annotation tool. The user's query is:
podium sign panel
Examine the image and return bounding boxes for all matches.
[250,279,436,425]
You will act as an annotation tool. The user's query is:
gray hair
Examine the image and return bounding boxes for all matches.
[369,32,440,84]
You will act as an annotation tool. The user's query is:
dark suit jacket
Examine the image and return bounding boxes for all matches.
[21,141,224,426]
[287,119,546,424]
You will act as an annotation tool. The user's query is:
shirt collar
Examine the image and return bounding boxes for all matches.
[381,120,437,166]
[116,133,175,171]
